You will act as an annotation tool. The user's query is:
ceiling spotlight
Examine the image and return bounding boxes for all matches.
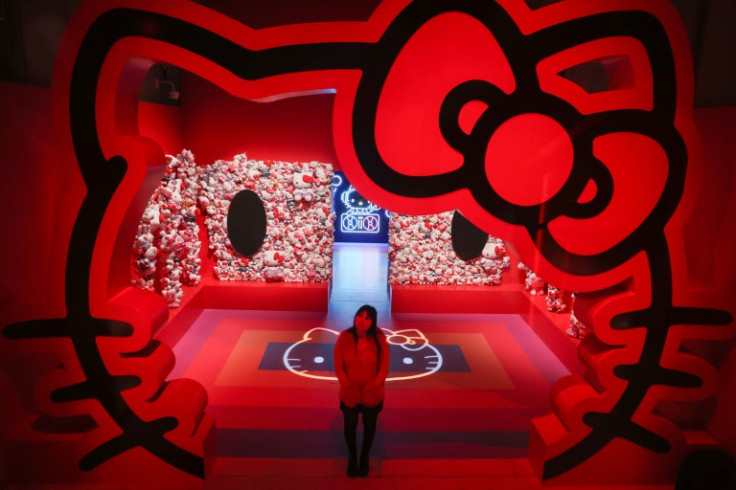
[155,79,180,100]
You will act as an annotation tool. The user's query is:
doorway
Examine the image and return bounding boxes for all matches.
[329,242,390,316]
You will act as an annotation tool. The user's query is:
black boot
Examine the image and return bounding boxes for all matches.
[358,453,369,477]
[347,455,358,477]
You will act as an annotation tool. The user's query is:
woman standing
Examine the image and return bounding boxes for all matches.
[334,304,390,477]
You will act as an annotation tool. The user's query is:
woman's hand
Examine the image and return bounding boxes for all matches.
[362,383,384,407]
[340,383,361,407]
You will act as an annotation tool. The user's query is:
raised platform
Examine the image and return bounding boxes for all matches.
[188,278,330,311]
[155,277,330,346]
[390,283,530,314]
[390,283,583,374]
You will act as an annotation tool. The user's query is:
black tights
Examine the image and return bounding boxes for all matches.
[343,409,379,461]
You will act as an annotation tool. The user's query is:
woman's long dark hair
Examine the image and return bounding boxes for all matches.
[351,304,378,337]
[349,305,382,363]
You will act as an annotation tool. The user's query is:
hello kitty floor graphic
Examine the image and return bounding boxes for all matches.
[281,327,445,381]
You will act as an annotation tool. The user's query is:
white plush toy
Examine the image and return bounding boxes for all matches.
[263,250,286,281]
[567,307,589,339]
[480,242,501,270]
[524,270,547,296]
[292,164,316,203]
[546,285,572,313]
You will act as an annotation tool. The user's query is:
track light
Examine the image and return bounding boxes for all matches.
[155,78,180,100]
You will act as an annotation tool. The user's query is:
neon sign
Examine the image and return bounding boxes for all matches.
[331,173,343,191]
[340,185,382,234]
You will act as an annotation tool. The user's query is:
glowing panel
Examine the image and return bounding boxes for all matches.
[340,185,382,234]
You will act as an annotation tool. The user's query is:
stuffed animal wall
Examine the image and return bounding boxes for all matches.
[131,150,335,307]
[131,149,202,307]
[387,212,510,285]
[203,157,335,283]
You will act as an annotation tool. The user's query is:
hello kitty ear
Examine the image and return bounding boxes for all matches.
[385,328,429,349]
[394,329,427,340]
[301,327,340,341]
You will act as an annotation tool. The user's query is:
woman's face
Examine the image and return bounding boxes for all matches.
[354,310,373,334]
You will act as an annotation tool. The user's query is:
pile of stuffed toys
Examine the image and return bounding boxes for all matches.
[387,212,511,285]
[131,150,335,307]
[201,156,335,283]
[516,262,588,338]
[131,149,203,307]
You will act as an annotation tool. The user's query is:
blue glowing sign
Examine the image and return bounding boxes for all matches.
[332,172,388,243]
[340,185,381,234]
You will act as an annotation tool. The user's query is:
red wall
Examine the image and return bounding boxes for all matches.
[0,81,76,434]
[0,81,80,307]
[177,73,340,167]
[690,107,736,455]
[141,74,340,168]
[688,108,736,290]
[138,101,184,157]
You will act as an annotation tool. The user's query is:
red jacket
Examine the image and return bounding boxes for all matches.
[334,329,390,407]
